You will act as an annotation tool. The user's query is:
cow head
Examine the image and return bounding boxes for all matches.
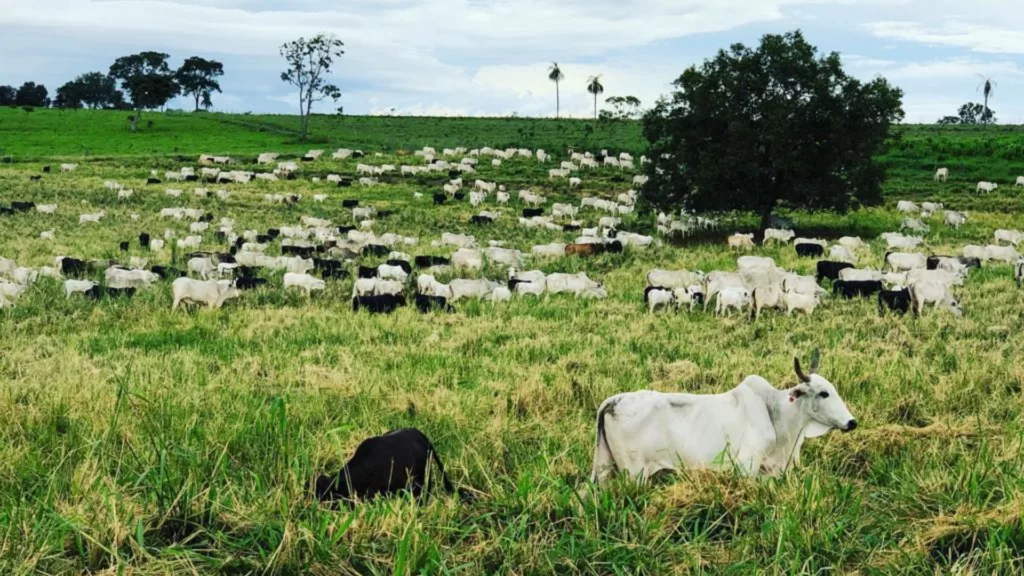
[792,350,857,437]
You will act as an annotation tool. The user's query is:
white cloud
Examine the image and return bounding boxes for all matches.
[866,21,1024,54]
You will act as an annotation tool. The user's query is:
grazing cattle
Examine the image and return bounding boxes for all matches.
[837,237,866,251]
[910,281,962,317]
[284,273,326,295]
[79,211,106,224]
[829,245,856,263]
[832,280,883,299]
[378,264,410,283]
[415,294,454,313]
[644,287,676,313]
[994,229,1024,246]
[146,178,161,185]
[977,181,998,194]
[838,268,882,282]
[547,272,606,298]
[715,287,751,316]
[106,268,159,289]
[119,241,130,252]
[885,252,927,272]
[984,245,1020,263]
[908,268,963,288]
[352,294,407,313]
[934,168,948,182]
[358,266,379,279]
[362,244,391,257]
[1016,258,1024,287]
[415,255,450,268]
[11,201,35,212]
[470,215,494,225]
[451,249,483,272]
[1016,176,1024,188]
[763,228,795,244]
[751,285,784,319]
[449,278,500,302]
[591,351,855,483]
[151,266,185,279]
[728,233,755,249]
[921,202,943,213]
[945,211,967,229]
[782,292,820,316]
[484,247,523,268]
[565,243,606,257]
[896,200,919,214]
[235,277,268,290]
[901,218,929,233]
[781,275,825,297]
[795,243,825,258]
[522,208,543,218]
[311,428,462,504]
[647,269,704,289]
[342,199,360,209]
[59,163,78,173]
[64,280,97,298]
[878,288,910,316]
[138,232,151,248]
[172,278,240,309]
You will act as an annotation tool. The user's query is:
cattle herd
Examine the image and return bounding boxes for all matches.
[2,151,1023,503]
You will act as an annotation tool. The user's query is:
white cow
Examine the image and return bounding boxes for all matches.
[763,228,795,244]
[909,281,962,317]
[79,211,106,224]
[934,168,949,182]
[531,243,567,258]
[829,245,856,263]
[449,278,501,302]
[591,352,856,483]
[64,280,97,298]
[984,245,1020,263]
[172,278,240,310]
[885,252,927,272]
[728,233,755,249]
[546,272,606,298]
[977,181,998,193]
[36,204,57,214]
[715,287,751,316]
[647,269,704,289]
[60,163,78,173]
[452,248,483,272]
[1016,176,1024,188]
[945,211,967,229]
[994,229,1024,246]
[896,201,919,214]
[284,273,326,295]
[105,268,159,289]
[839,268,882,282]
[188,257,217,280]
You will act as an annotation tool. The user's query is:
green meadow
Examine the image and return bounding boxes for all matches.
[1,108,1024,574]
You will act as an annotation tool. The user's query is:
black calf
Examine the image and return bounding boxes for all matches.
[433,194,447,205]
[342,199,359,208]
[119,241,130,252]
[139,233,151,248]
[522,208,543,218]
[352,294,406,314]
[833,280,883,299]
[146,178,161,185]
[415,255,450,268]
[816,261,854,283]
[415,295,454,313]
[470,215,494,225]
[795,243,825,257]
[878,288,911,316]
[151,266,185,279]
[11,201,35,212]
[235,277,268,290]
[358,265,379,279]
[362,244,390,257]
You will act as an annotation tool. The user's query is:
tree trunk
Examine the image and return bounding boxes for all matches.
[594,94,597,120]
[131,108,140,132]
[556,82,560,119]
[194,93,200,112]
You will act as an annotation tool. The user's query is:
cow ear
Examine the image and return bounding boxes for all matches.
[789,386,808,402]
[803,421,832,438]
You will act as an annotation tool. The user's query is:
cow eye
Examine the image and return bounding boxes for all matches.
[819,392,830,399]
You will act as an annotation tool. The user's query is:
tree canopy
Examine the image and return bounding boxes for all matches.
[55,72,125,110]
[109,51,180,131]
[15,82,50,108]
[937,102,996,125]
[641,31,904,228]
[176,56,224,111]
[280,33,344,140]
[0,85,15,106]
[600,95,642,121]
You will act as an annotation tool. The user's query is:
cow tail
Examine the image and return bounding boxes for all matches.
[591,400,615,484]
[426,441,473,502]
[877,291,885,317]
[882,251,892,272]
[749,287,758,320]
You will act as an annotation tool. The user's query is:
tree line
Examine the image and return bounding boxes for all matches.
[0,53,224,130]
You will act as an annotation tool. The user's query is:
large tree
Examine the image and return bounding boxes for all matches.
[54,81,84,110]
[642,31,904,229]
[0,85,15,106]
[280,34,344,140]
[586,75,604,120]
[15,82,50,107]
[56,72,124,110]
[176,56,224,111]
[938,102,996,125]
[109,52,180,131]
[548,62,565,118]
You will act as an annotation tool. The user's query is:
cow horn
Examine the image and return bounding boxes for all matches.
[810,349,820,374]
[794,356,811,383]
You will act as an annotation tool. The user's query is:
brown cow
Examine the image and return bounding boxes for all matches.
[565,243,605,257]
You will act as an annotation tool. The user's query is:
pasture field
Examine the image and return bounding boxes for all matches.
[2,110,1024,574]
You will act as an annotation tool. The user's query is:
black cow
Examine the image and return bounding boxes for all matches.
[312,429,462,504]
[415,255,450,268]
[282,245,315,258]
[119,241,130,252]
[385,259,413,275]
[337,225,356,234]
[184,174,199,182]
[146,178,161,185]
[235,277,268,290]
[959,257,982,269]
[352,294,406,314]
[215,253,236,264]
[927,255,981,270]
[470,215,494,225]
[29,175,41,182]
[453,192,465,201]
[377,210,395,219]
[878,288,911,316]
[235,265,259,278]
[338,178,352,188]
[433,194,447,205]
[816,261,854,283]
[267,229,281,239]
[358,265,379,279]
[42,165,51,173]
[447,169,461,179]
[352,151,365,159]
[362,244,390,257]
[139,233,151,248]
[256,234,273,244]
[151,266,186,279]
[795,243,825,258]
[564,224,581,232]
[0,206,12,216]
[200,213,214,223]
[83,286,102,300]
[605,240,624,254]
[415,295,454,314]
[342,199,359,208]
[315,258,344,273]
[214,231,227,243]
[610,175,626,183]
[302,155,315,162]
[106,287,137,298]
[11,201,35,212]
[59,257,87,277]
[833,280,883,299]
[522,208,543,218]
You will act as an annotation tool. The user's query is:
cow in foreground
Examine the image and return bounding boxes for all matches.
[312,428,468,504]
[172,278,240,310]
[591,351,856,484]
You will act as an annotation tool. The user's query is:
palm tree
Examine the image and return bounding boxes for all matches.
[548,63,565,118]
[977,74,997,124]
[586,75,604,120]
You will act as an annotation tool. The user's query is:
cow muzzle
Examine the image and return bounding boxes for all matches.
[843,419,858,433]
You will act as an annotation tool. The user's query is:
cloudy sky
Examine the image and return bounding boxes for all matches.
[1,0,1022,122]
